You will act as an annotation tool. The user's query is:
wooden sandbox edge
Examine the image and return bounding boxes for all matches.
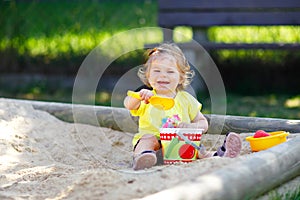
[2,98,300,134]
[140,136,300,200]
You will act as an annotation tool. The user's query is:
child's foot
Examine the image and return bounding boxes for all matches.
[223,132,242,157]
[133,150,157,170]
[215,132,242,158]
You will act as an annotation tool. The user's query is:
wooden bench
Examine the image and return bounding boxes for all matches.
[156,0,300,50]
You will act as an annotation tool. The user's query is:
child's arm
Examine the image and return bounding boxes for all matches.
[178,112,208,133]
[124,95,141,110]
[124,89,154,110]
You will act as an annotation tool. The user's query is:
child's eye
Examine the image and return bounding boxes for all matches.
[154,70,160,72]
[168,71,174,73]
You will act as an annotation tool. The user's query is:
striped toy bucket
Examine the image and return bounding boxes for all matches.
[159,128,203,164]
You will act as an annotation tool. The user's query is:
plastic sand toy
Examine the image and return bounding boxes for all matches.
[127,90,174,110]
[246,131,289,152]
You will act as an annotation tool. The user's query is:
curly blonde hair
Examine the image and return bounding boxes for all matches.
[138,43,194,90]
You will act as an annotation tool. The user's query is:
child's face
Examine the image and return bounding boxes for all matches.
[147,56,182,96]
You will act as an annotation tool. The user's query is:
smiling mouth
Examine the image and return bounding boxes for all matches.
[157,81,169,85]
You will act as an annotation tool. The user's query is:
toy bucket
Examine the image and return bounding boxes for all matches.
[159,128,203,164]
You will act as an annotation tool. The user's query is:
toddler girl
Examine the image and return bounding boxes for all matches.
[124,43,241,170]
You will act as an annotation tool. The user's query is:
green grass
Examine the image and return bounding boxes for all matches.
[1,1,300,62]
[268,185,300,200]
[1,85,299,119]
[0,0,159,60]
[199,93,300,119]
[210,26,300,43]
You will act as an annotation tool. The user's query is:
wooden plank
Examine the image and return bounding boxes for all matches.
[144,42,299,50]
[188,42,300,50]
[141,136,300,200]
[2,98,300,134]
[145,42,300,50]
[207,114,300,134]
[162,28,173,42]
[159,12,300,27]
[159,0,300,10]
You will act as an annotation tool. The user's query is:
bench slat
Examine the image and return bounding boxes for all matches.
[159,12,300,27]
[156,0,300,50]
[159,0,300,10]
[145,42,300,50]
[195,43,300,50]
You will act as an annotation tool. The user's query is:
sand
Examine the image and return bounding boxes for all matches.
[0,99,298,200]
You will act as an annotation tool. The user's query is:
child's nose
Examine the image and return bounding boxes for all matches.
[160,71,168,77]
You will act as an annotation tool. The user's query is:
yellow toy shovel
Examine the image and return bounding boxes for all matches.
[127,90,174,110]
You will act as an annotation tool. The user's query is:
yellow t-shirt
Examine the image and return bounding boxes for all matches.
[130,90,202,147]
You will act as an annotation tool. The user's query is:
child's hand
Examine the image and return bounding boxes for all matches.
[177,122,191,128]
[139,89,154,104]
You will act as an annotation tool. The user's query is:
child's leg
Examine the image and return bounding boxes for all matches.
[197,150,215,159]
[198,132,242,159]
[197,144,213,158]
[133,134,160,170]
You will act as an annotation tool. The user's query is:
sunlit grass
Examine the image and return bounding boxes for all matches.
[3,25,300,60]
[95,91,111,106]
[207,26,300,63]
[285,96,300,108]
[24,32,112,58]
[0,0,159,59]
[210,26,300,43]
[1,1,300,61]
[2,26,300,65]
[173,26,193,42]
[7,28,163,59]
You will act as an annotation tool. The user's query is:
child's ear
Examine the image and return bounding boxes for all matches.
[179,75,184,84]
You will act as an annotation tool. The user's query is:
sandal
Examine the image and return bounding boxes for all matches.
[215,132,242,158]
[133,150,157,170]
[224,132,242,158]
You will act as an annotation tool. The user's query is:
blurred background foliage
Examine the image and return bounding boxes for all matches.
[0,0,300,119]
